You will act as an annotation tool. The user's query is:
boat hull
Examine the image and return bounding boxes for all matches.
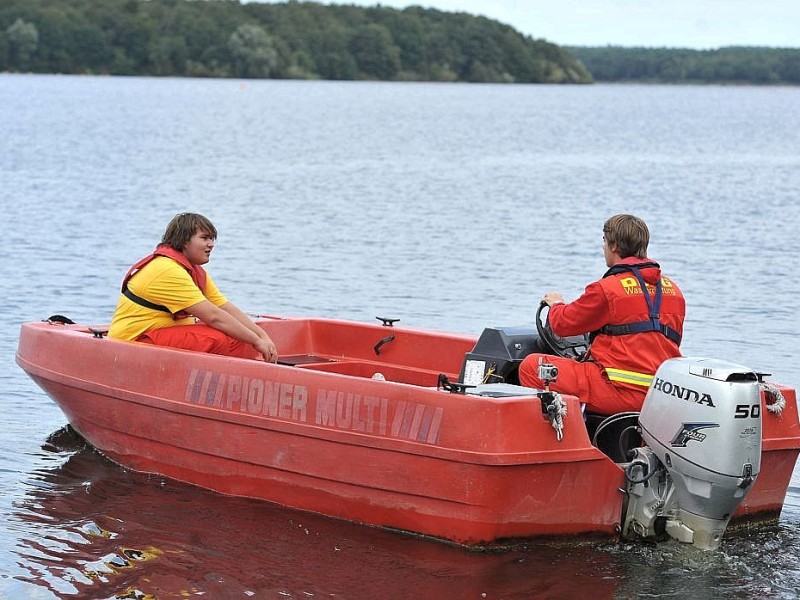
[16,318,800,546]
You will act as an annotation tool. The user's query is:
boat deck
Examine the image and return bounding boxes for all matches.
[261,316,477,388]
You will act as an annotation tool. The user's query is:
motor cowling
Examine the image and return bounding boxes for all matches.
[625,357,762,549]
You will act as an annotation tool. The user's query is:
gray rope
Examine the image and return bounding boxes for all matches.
[547,393,568,441]
[760,381,786,415]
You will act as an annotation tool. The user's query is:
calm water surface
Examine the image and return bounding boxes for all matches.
[1,75,799,599]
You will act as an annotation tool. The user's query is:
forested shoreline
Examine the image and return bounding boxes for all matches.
[1,0,798,85]
[0,0,591,83]
[570,46,800,85]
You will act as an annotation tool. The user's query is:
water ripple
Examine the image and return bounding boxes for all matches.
[2,75,799,598]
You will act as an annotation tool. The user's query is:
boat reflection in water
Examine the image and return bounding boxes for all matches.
[12,428,626,599]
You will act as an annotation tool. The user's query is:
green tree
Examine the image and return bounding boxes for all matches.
[6,18,38,71]
[312,27,358,80]
[228,23,278,78]
[349,23,400,79]
[149,35,189,75]
[0,32,9,70]
[780,53,800,83]
[659,56,686,81]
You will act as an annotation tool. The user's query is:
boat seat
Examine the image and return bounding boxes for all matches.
[585,411,641,463]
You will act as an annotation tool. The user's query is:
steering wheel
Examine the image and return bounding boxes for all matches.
[535,301,590,361]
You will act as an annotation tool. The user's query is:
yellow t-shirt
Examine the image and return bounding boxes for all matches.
[108,256,228,341]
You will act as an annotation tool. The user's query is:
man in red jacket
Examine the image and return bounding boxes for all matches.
[518,214,685,414]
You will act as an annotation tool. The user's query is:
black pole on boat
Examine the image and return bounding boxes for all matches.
[373,334,395,355]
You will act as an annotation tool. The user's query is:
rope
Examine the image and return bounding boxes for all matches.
[546,393,568,441]
[760,382,786,415]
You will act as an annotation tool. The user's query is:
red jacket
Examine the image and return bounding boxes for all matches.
[550,257,685,392]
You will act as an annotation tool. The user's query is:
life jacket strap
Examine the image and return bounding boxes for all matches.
[605,368,654,388]
[123,287,171,313]
[599,321,682,345]
[597,265,682,346]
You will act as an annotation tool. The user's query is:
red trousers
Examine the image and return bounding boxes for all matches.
[138,324,258,359]
[518,353,644,415]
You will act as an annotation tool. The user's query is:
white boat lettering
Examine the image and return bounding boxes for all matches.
[185,369,307,421]
[185,369,443,444]
[314,390,383,432]
[315,391,442,443]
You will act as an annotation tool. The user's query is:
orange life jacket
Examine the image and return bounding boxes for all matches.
[120,245,208,319]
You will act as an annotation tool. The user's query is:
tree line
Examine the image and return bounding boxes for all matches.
[570,46,800,85]
[3,1,797,85]
[0,0,592,83]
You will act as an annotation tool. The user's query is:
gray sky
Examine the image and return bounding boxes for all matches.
[251,1,799,49]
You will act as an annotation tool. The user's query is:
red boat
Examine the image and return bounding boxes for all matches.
[16,314,800,549]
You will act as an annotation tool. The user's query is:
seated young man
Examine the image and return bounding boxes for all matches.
[109,212,277,362]
[518,214,685,415]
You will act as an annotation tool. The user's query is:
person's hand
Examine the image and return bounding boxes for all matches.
[255,337,278,363]
[542,292,565,307]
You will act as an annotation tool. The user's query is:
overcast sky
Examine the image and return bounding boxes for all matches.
[252,1,799,49]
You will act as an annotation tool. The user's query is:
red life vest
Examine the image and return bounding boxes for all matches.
[120,245,208,318]
[588,259,685,391]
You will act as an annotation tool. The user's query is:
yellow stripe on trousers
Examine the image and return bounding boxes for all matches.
[605,368,654,387]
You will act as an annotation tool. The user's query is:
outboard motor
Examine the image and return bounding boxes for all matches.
[623,357,762,550]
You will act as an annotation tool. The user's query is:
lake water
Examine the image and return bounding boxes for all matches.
[1,74,799,599]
